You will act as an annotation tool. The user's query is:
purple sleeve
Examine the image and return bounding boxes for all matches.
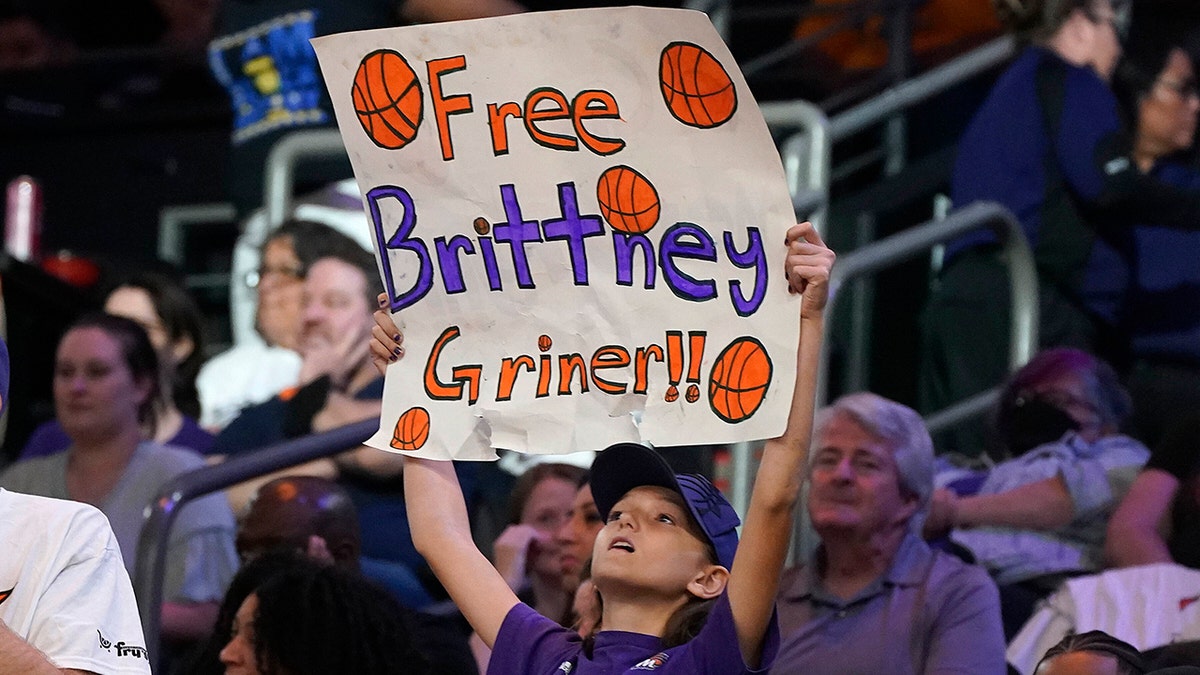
[18,421,71,460]
[667,592,780,674]
[488,603,581,675]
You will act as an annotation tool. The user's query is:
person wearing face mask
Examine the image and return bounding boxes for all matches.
[924,347,1149,638]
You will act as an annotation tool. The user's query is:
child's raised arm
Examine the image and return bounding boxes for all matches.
[727,221,833,664]
[370,304,520,647]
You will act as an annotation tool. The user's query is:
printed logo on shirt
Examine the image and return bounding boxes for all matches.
[632,652,670,670]
[556,661,574,673]
[1180,594,1200,611]
[0,587,11,605]
[97,630,149,661]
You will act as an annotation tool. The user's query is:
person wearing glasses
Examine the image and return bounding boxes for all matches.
[1109,40,1200,451]
[196,219,368,431]
[919,0,1200,457]
[923,348,1149,638]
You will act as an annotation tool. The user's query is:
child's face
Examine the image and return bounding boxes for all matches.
[591,486,718,596]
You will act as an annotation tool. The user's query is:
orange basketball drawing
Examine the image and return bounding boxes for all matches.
[391,406,431,451]
[538,334,553,352]
[596,165,660,234]
[665,385,679,403]
[685,384,700,403]
[659,42,738,128]
[352,49,424,149]
[708,337,772,423]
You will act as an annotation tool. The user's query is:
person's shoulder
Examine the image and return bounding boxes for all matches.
[0,451,67,484]
[136,441,208,474]
[0,489,116,548]
[927,547,998,596]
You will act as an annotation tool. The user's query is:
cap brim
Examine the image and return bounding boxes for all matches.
[591,442,680,521]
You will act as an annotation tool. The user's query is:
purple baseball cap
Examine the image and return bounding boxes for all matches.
[590,442,740,570]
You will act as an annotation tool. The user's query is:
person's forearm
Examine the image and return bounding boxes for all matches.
[956,476,1073,530]
[161,601,220,643]
[1104,471,1179,567]
[0,622,69,675]
[1104,523,1173,567]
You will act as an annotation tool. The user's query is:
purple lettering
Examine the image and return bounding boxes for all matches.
[659,222,717,302]
[542,182,605,285]
[724,228,767,316]
[369,186,432,312]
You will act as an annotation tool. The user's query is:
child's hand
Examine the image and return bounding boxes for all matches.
[370,292,405,375]
[784,221,835,319]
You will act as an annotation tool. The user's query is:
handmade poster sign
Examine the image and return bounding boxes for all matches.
[311,7,799,460]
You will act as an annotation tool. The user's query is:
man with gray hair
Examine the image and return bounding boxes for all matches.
[771,392,1006,674]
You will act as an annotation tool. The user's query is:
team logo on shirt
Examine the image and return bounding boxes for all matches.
[556,661,574,673]
[632,652,670,670]
[0,587,11,605]
[97,630,149,661]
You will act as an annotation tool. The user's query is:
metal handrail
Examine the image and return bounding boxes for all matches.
[134,419,376,672]
[761,34,1017,218]
[262,128,349,229]
[816,201,1038,411]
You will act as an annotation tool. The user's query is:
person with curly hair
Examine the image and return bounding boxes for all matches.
[219,559,430,675]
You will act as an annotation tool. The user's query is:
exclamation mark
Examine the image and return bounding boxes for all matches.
[685,331,706,403]
[665,331,683,402]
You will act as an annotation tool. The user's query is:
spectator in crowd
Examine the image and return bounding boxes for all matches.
[1110,39,1200,449]
[1106,412,1200,569]
[925,348,1148,637]
[919,0,1200,455]
[182,551,306,675]
[371,221,832,674]
[771,392,1006,674]
[218,557,431,675]
[183,476,477,674]
[554,476,604,598]
[0,313,238,643]
[198,219,370,431]
[0,334,152,675]
[21,270,214,458]
[211,237,478,613]
[1006,562,1200,673]
[471,462,586,671]
[235,475,434,611]
[1034,630,1147,675]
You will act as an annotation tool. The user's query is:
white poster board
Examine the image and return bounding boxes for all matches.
[312,7,799,460]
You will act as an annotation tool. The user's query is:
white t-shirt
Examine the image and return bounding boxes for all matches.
[196,338,302,431]
[0,489,151,674]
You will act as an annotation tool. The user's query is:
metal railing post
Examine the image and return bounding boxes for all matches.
[814,201,1037,410]
[262,129,349,230]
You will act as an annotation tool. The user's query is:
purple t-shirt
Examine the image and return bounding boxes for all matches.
[19,417,215,459]
[488,591,778,675]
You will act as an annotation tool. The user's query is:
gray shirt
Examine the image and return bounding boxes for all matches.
[0,442,237,604]
[771,533,1006,675]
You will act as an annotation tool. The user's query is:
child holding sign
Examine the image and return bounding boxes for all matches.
[370,221,833,673]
